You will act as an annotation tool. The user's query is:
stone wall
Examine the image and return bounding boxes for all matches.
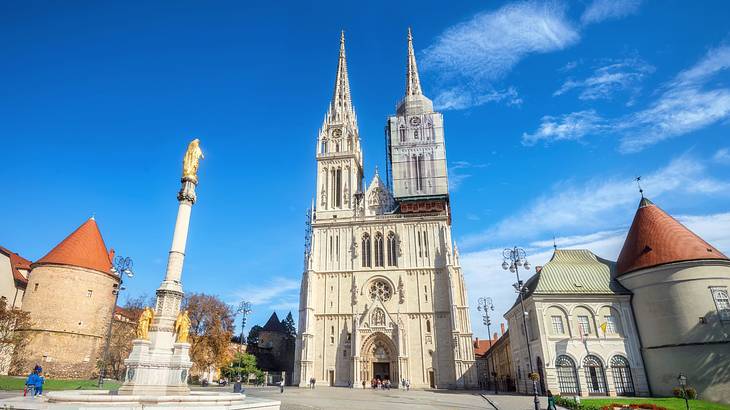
[12,263,118,378]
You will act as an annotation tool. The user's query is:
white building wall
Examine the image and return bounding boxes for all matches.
[506,295,649,397]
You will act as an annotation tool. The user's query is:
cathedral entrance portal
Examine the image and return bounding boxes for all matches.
[373,362,390,381]
[360,332,397,384]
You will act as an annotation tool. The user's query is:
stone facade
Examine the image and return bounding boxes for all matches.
[505,250,650,398]
[618,260,730,403]
[15,263,119,378]
[293,31,476,390]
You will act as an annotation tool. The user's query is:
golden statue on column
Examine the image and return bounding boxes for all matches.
[182,138,204,183]
[136,307,154,340]
[174,310,191,343]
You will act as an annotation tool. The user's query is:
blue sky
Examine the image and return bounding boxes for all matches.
[2,1,729,338]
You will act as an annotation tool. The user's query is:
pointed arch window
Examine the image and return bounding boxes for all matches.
[387,232,397,266]
[426,319,431,333]
[374,232,384,267]
[399,125,406,143]
[321,139,328,154]
[361,233,371,268]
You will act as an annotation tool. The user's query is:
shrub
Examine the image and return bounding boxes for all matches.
[685,387,697,400]
[672,387,683,398]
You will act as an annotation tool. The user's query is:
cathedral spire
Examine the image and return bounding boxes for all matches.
[328,30,355,123]
[405,27,422,96]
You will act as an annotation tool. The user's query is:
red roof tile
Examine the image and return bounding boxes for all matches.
[616,198,728,276]
[473,336,499,357]
[35,218,114,275]
[0,246,31,286]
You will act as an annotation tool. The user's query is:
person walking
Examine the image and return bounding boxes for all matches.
[362,380,366,389]
[406,379,410,391]
[547,390,557,410]
[279,379,284,394]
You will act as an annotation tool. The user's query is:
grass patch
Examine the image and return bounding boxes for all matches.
[581,397,730,410]
[0,375,121,391]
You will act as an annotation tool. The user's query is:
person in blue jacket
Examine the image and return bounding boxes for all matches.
[25,370,44,396]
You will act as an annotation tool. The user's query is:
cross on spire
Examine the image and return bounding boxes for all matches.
[405,27,422,96]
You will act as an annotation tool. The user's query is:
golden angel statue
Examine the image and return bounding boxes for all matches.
[174,310,191,343]
[136,307,154,340]
[182,139,204,183]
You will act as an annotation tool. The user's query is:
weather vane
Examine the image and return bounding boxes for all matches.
[635,176,644,198]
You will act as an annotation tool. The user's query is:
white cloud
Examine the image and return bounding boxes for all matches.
[422,1,579,110]
[231,276,300,308]
[464,212,730,338]
[433,86,521,111]
[714,148,730,164]
[524,45,730,152]
[448,161,488,190]
[522,110,604,145]
[581,0,642,25]
[554,58,654,101]
[461,154,730,248]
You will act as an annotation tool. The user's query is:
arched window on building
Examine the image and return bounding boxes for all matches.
[426,319,431,333]
[399,125,406,142]
[361,233,371,268]
[387,232,397,266]
[583,355,607,395]
[610,355,635,396]
[374,232,384,267]
[321,139,328,154]
[555,355,580,395]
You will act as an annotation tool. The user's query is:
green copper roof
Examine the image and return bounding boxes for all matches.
[514,250,629,307]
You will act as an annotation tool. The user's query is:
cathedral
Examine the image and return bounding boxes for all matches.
[292,30,477,389]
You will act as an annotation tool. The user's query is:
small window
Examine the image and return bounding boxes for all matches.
[34,283,39,291]
[551,315,565,335]
[711,287,730,322]
[343,350,347,357]
[604,315,617,334]
[577,315,591,336]
[347,333,351,341]
[87,290,93,298]
[426,319,431,333]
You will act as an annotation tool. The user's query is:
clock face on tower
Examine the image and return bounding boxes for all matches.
[409,116,421,126]
[332,129,342,138]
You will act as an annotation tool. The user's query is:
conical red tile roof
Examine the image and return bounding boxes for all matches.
[35,218,113,275]
[616,198,728,276]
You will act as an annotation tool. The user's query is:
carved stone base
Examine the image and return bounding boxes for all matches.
[118,339,193,396]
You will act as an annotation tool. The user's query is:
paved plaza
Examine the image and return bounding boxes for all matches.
[0,386,559,410]
[243,386,555,410]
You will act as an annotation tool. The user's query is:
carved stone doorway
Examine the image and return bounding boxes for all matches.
[360,332,398,384]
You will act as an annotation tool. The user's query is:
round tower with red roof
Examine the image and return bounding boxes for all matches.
[616,198,730,403]
[12,217,120,378]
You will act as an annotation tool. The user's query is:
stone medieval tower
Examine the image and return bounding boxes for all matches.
[616,197,730,403]
[293,30,477,389]
[13,218,119,378]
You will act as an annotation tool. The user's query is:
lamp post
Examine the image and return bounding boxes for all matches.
[678,373,690,410]
[502,247,539,410]
[234,301,252,353]
[477,297,499,395]
[98,255,134,387]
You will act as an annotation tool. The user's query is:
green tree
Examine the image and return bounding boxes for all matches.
[281,312,296,339]
[222,352,263,383]
[247,325,262,345]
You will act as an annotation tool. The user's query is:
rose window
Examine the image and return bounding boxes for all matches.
[369,280,392,301]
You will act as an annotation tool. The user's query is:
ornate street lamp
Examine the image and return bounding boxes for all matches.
[502,247,539,410]
[678,373,690,410]
[477,297,498,395]
[98,255,134,387]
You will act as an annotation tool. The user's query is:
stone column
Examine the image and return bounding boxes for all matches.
[149,179,196,352]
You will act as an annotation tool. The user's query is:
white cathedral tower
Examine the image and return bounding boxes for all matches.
[293,30,477,389]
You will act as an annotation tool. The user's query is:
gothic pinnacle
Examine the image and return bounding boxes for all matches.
[405,27,423,96]
[329,30,354,123]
